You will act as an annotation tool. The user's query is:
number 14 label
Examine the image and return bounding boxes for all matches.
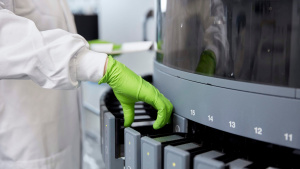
[208,115,213,122]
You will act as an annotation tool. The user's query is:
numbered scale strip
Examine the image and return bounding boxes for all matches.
[207,114,283,139]
[190,110,295,145]
[154,66,300,150]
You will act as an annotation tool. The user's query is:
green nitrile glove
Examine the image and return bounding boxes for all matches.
[195,50,216,76]
[99,56,173,129]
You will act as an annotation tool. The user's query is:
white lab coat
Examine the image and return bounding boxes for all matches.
[0,1,107,169]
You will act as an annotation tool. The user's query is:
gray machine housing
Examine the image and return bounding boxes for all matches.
[153,61,300,150]
[125,113,188,169]
[141,136,163,169]
[164,145,190,169]
[103,112,124,169]
[100,77,190,169]
[164,145,252,169]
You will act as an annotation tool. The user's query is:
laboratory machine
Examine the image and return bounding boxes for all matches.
[100,0,300,168]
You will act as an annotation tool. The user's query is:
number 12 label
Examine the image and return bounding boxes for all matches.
[254,127,262,135]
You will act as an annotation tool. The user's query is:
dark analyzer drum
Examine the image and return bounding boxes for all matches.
[152,0,300,168]
[156,0,300,88]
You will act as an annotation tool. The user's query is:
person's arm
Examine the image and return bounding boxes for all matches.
[104,57,109,76]
[0,9,173,129]
[0,9,107,89]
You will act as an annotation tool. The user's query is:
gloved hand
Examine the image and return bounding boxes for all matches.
[99,56,173,129]
[195,50,216,76]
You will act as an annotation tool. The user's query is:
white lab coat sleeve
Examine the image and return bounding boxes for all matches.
[0,9,107,89]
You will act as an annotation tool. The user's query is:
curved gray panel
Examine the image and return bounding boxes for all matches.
[154,61,297,98]
[297,89,300,99]
[153,64,300,149]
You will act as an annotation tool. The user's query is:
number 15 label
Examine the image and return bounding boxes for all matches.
[191,110,195,116]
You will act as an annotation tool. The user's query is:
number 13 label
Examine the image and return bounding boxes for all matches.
[229,121,235,128]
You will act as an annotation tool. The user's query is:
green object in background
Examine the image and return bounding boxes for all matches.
[88,39,122,57]
[99,56,173,129]
[88,39,122,50]
[157,40,163,50]
[156,40,164,63]
[195,50,216,76]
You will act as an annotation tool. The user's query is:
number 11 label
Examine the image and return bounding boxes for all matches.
[284,133,292,141]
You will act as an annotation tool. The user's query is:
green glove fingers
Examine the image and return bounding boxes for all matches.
[152,94,173,129]
[164,96,173,124]
[99,56,173,129]
[138,80,173,129]
[195,50,216,76]
[113,93,136,127]
[121,103,135,127]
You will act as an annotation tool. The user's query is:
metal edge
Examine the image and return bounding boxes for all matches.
[141,136,162,169]
[124,128,141,169]
[125,127,142,136]
[173,113,188,133]
[164,145,190,169]
[100,88,112,159]
[104,112,124,168]
[154,61,296,98]
[296,89,300,99]
[194,156,225,169]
